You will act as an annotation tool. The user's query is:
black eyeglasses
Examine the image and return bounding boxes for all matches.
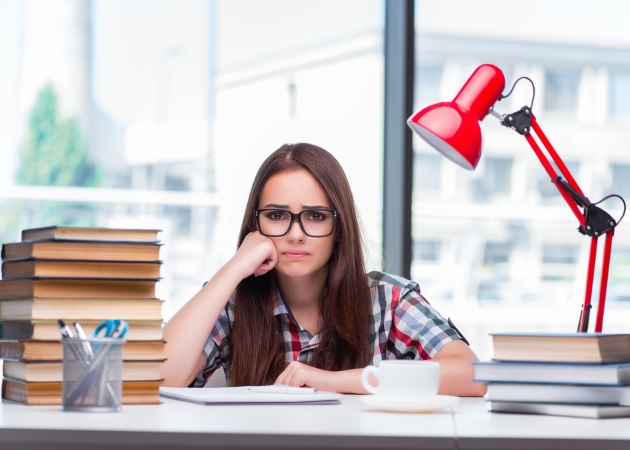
[255,209,338,237]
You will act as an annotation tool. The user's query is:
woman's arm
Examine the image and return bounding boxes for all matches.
[161,232,278,387]
[274,340,486,397]
[274,362,367,394]
[432,340,487,397]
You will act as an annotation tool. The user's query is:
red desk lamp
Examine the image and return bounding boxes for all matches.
[407,64,625,332]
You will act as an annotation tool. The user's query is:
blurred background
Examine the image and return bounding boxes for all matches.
[1,0,630,359]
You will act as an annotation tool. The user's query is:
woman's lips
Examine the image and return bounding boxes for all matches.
[283,250,309,259]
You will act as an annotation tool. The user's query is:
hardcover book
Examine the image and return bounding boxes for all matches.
[2,378,162,405]
[0,298,164,321]
[2,259,162,280]
[3,360,163,382]
[490,332,630,363]
[487,400,630,419]
[0,319,163,341]
[1,241,161,262]
[0,339,166,361]
[474,360,630,385]
[485,382,630,405]
[21,226,161,243]
[0,278,159,299]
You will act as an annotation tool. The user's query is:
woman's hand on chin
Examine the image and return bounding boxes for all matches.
[231,231,278,278]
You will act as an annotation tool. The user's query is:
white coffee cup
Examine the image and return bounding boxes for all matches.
[361,360,440,400]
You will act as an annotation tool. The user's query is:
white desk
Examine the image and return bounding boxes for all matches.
[453,399,630,450]
[1,397,629,450]
[0,395,454,450]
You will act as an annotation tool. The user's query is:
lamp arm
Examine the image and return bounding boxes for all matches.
[499,106,622,332]
[555,177,617,237]
[501,108,588,226]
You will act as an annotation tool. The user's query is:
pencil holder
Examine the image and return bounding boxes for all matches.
[62,337,125,412]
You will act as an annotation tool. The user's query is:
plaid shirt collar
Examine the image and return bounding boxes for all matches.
[271,288,321,356]
[272,288,310,330]
[271,288,290,318]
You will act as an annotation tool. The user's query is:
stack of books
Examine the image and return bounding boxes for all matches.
[474,332,630,418]
[0,226,166,405]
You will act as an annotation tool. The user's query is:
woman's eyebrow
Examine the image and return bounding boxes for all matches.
[260,203,289,209]
[260,203,331,209]
[302,205,332,210]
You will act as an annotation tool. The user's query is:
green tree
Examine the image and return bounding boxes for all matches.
[18,84,101,187]
[15,84,103,228]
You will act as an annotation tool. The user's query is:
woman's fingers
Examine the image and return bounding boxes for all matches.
[234,231,278,277]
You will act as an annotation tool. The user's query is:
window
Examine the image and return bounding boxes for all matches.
[483,242,511,268]
[541,244,578,282]
[609,248,630,302]
[542,244,578,264]
[535,161,579,201]
[609,72,630,117]
[414,65,442,108]
[412,0,630,358]
[477,282,502,302]
[413,152,442,192]
[471,157,513,201]
[0,0,385,319]
[544,70,580,113]
[414,239,441,262]
[612,165,630,200]
[475,242,513,302]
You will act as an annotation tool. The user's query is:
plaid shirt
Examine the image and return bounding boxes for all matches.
[191,271,460,387]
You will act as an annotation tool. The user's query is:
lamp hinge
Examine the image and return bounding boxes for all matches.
[579,205,616,237]
[501,106,532,135]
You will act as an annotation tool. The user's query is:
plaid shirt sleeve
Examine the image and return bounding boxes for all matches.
[369,271,460,363]
[189,295,235,388]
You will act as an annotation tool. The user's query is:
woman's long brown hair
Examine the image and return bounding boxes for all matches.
[230,143,372,386]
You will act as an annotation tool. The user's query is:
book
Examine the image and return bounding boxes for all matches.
[1,241,161,262]
[490,332,630,363]
[0,339,166,361]
[3,360,164,382]
[2,259,162,280]
[485,382,630,405]
[474,360,630,385]
[21,226,161,243]
[0,319,163,340]
[159,386,342,405]
[0,278,158,299]
[487,400,630,419]
[2,378,162,405]
[0,298,164,321]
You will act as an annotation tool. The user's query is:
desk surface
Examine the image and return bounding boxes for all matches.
[1,396,630,450]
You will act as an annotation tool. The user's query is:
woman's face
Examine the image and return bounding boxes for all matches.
[257,169,336,280]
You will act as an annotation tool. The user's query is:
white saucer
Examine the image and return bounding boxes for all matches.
[361,395,459,413]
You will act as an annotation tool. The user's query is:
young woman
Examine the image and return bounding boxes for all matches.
[161,143,486,396]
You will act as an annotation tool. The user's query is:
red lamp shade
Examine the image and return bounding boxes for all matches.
[407,64,506,170]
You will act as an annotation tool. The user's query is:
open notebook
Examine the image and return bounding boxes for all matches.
[159,386,342,405]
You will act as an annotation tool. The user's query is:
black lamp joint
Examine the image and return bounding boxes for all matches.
[578,205,616,237]
[501,106,532,135]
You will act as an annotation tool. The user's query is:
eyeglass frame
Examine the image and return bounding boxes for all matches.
[254,208,339,238]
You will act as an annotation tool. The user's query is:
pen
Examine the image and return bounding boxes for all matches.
[58,318,90,372]
[249,385,317,395]
[57,319,75,339]
[73,322,94,360]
